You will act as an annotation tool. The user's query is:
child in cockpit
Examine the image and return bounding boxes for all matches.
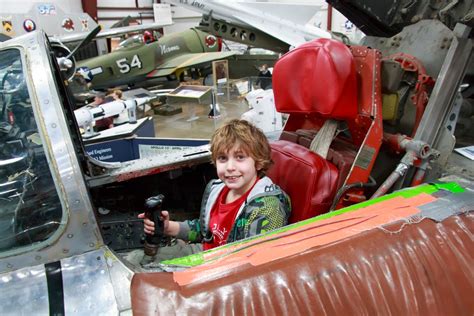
[137,119,291,263]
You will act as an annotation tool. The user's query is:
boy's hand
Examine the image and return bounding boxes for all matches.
[138,210,170,235]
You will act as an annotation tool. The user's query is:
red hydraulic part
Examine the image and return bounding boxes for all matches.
[371,132,440,199]
[384,53,435,136]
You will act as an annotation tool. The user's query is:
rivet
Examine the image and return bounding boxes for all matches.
[63,249,69,254]
[51,123,57,128]
[89,243,95,247]
[67,234,73,238]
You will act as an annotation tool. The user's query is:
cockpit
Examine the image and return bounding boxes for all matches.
[115,31,157,51]
[0,48,63,253]
[116,35,144,50]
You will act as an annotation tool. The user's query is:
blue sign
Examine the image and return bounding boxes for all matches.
[85,138,209,163]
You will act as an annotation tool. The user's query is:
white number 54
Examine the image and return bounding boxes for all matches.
[116,55,142,73]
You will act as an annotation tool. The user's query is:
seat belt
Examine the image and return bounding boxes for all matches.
[309,119,338,159]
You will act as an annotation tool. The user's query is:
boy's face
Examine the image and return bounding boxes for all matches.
[215,143,259,197]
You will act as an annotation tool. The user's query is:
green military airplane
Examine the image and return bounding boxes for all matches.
[76,28,237,89]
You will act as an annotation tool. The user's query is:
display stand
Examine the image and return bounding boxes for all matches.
[212,60,230,101]
[208,89,221,119]
[166,85,212,121]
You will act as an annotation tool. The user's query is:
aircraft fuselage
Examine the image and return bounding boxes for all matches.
[76,28,222,89]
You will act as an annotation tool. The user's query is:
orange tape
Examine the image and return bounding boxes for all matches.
[173,193,436,286]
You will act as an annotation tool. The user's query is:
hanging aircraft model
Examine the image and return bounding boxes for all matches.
[0,0,473,314]
[75,27,237,90]
[165,0,341,52]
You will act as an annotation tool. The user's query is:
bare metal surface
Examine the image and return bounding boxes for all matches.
[62,248,133,315]
[415,23,472,144]
[414,24,472,180]
[0,248,134,315]
[363,20,454,78]
[0,32,102,272]
[0,265,49,315]
[443,153,474,180]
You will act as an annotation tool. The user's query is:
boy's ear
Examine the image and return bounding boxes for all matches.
[255,161,263,171]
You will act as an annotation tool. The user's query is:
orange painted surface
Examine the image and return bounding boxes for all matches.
[173,193,437,286]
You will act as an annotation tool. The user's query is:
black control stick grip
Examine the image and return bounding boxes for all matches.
[143,194,164,257]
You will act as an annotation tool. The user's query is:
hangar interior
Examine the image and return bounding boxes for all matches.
[0,1,472,314]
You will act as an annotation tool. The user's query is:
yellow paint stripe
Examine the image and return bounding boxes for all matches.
[176,53,207,69]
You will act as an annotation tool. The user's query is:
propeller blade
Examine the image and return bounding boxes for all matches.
[66,25,102,59]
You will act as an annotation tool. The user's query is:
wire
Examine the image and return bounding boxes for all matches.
[329,176,377,211]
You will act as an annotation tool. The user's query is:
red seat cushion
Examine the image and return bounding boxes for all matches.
[273,38,358,120]
[267,140,339,223]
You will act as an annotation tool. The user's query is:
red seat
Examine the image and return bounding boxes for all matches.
[281,130,357,191]
[271,38,383,211]
[268,39,357,221]
[267,140,339,223]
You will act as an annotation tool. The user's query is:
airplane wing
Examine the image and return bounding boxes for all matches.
[146,51,237,77]
[238,2,320,26]
[232,12,331,47]
[50,22,172,43]
[166,0,330,47]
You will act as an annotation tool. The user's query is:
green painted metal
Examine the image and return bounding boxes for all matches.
[76,28,232,89]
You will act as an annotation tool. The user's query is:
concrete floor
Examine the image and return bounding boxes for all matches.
[152,95,250,139]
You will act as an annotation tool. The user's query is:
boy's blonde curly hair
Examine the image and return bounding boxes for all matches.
[210,119,273,177]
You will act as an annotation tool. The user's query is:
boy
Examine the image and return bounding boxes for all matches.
[138,119,291,262]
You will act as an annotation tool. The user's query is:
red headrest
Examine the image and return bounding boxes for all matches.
[273,39,358,120]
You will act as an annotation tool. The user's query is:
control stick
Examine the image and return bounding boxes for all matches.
[143,194,165,260]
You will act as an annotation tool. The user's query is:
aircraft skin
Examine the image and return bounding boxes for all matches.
[51,22,171,44]
[0,1,473,314]
[166,0,332,49]
[76,28,236,89]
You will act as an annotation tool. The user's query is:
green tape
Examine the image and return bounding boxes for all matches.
[162,253,205,266]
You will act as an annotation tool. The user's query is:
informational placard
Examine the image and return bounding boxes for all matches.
[212,60,230,100]
[153,3,172,25]
[212,60,229,85]
[138,144,188,157]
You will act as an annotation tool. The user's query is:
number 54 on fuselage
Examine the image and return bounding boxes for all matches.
[76,28,236,89]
